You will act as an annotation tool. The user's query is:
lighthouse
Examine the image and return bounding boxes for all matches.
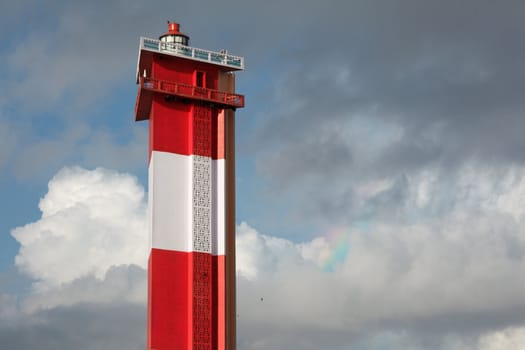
[134,21,244,350]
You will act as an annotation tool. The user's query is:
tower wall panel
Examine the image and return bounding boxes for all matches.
[149,151,225,255]
[150,98,193,156]
[139,33,239,349]
[148,104,226,349]
[149,98,224,159]
[152,56,219,89]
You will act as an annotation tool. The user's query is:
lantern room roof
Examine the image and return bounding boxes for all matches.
[159,21,189,41]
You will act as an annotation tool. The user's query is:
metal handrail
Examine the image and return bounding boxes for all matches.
[140,37,244,70]
[140,77,244,108]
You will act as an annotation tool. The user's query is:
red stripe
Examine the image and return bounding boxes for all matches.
[148,249,192,350]
[147,59,225,162]
[148,99,224,160]
[146,56,228,350]
[217,255,225,350]
[151,55,219,87]
[149,96,192,157]
[148,249,225,350]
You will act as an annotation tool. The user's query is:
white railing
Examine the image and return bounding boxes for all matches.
[140,37,244,70]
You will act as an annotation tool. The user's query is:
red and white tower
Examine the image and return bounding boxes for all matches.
[134,22,244,350]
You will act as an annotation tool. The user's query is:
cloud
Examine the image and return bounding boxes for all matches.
[11,124,90,181]
[1,166,147,350]
[80,126,148,172]
[10,123,147,182]
[2,3,139,114]
[0,303,146,350]
[5,163,525,348]
[235,162,525,348]
[0,293,18,322]
[23,265,146,312]
[0,0,245,116]
[242,1,525,236]
[236,211,525,333]
[479,326,525,350]
[11,166,148,292]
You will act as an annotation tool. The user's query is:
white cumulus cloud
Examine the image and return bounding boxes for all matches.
[235,163,525,348]
[12,166,148,292]
[7,163,525,349]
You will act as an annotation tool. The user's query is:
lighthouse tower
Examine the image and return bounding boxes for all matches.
[134,22,244,350]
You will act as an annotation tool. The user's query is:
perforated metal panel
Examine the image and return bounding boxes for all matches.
[193,253,212,348]
[192,105,212,254]
[193,155,211,253]
[192,105,213,350]
[193,106,213,157]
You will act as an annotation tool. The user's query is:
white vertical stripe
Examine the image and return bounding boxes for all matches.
[148,160,153,252]
[149,151,193,252]
[148,151,225,255]
[212,159,225,256]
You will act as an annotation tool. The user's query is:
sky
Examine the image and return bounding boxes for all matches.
[1,0,525,349]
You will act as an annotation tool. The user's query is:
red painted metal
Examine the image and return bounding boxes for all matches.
[167,22,188,37]
[136,22,242,350]
[142,69,226,350]
[137,76,244,114]
[193,252,213,349]
[146,96,224,159]
[148,249,224,350]
[148,94,193,156]
[160,21,189,40]
[148,248,192,350]
[216,255,226,349]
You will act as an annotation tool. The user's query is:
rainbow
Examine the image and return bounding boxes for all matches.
[321,219,372,272]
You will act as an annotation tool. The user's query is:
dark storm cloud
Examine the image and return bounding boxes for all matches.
[0,303,145,350]
[241,0,525,229]
[257,127,354,187]
[253,0,525,170]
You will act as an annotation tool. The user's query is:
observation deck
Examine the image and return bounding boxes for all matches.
[136,37,244,82]
[135,76,245,121]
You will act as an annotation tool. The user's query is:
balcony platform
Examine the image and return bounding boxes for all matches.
[135,77,245,121]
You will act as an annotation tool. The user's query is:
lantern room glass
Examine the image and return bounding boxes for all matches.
[160,35,189,46]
